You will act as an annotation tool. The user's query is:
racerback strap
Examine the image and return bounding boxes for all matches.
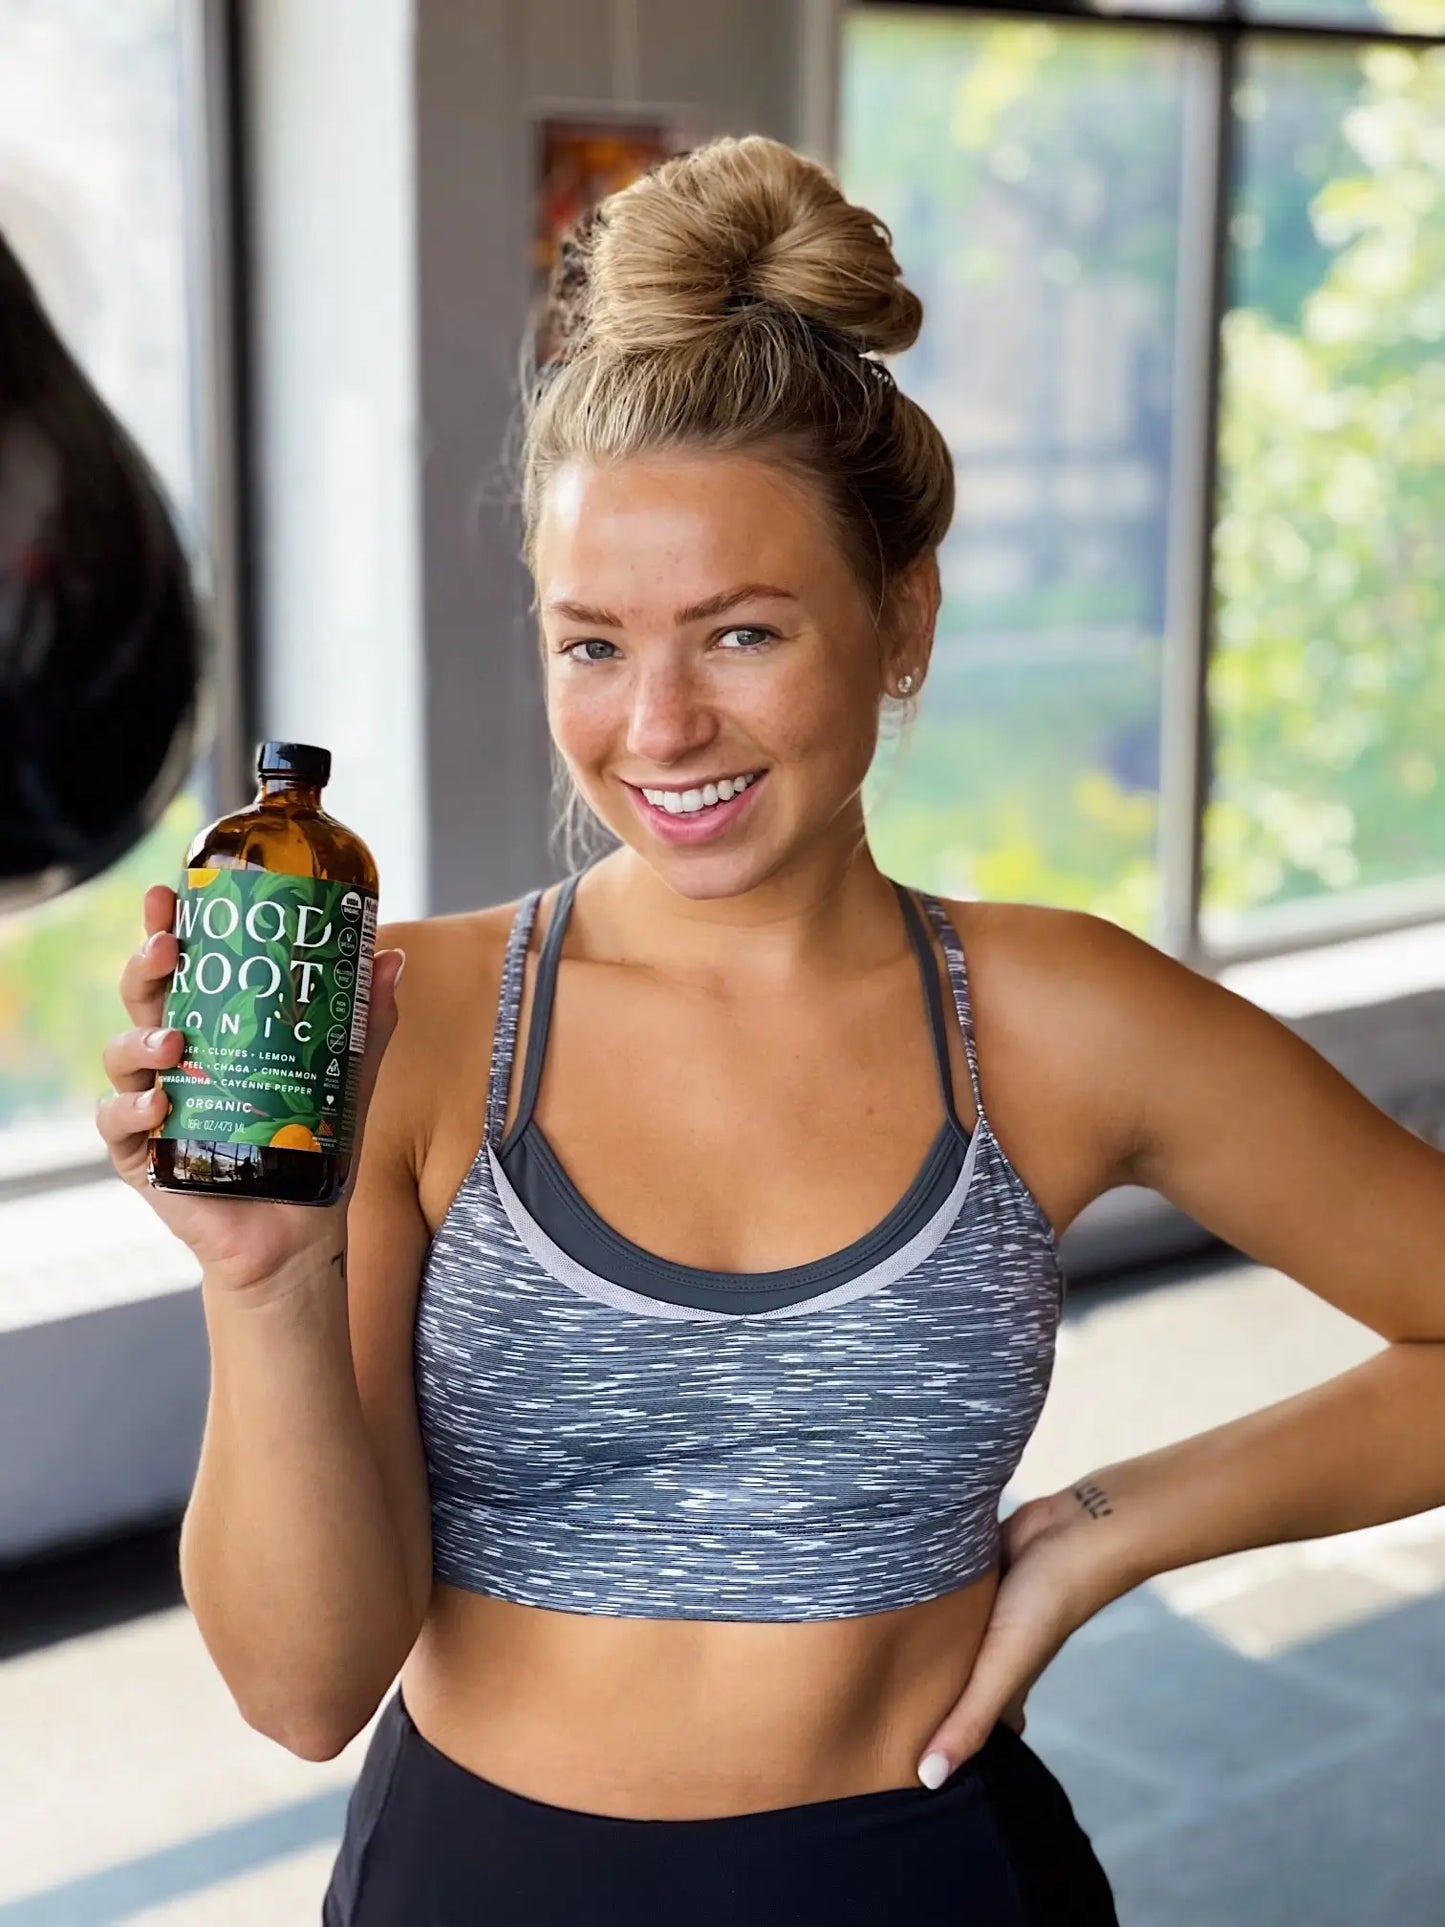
[484,886,546,1148]
[916,892,987,1127]
[498,867,586,1156]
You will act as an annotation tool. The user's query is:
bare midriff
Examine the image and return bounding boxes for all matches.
[399,1567,1000,1819]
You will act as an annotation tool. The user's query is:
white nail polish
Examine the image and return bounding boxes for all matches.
[918,1750,950,1789]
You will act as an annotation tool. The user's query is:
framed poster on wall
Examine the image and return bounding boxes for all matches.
[530,107,697,366]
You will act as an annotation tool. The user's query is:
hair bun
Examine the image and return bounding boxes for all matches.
[581,134,921,360]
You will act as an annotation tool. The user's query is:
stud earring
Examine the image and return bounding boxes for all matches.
[895,672,915,696]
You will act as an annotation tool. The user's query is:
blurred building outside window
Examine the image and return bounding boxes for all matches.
[843,0,1444,956]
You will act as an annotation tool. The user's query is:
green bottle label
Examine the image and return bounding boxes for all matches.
[156,867,377,1156]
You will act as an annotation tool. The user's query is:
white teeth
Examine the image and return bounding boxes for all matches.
[641,771,758,814]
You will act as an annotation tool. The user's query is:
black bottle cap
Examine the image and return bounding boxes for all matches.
[256,740,331,787]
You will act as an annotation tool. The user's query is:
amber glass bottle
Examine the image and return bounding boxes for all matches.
[147,741,380,1206]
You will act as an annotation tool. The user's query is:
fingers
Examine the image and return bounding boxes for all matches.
[100,886,180,1180]
[338,950,406,1202]
[95,1079,170,1182]
[121,886,179,1027]
[358,948,407,1083]
[102,1023,186,1095]
[347,949,405,1122]
[143,880,178,938]
[916,1618,1047,1787]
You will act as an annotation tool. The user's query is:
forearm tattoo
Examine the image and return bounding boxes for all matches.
[329,1248,347,1284]
[1070,1478,1114,1521]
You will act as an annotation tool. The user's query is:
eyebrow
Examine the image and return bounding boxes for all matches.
[543,584,800,628]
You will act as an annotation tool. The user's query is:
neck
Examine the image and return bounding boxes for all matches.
[580,824,908,989]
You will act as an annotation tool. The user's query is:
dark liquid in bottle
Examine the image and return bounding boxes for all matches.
[147,743,379,1207]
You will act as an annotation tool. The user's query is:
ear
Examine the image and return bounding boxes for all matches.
[880,552,941,696]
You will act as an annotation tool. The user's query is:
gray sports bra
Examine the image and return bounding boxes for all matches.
[412,868,1066,1621]
[494,870,972,1310]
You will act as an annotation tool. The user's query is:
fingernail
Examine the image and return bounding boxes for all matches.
[143,931,169,958]
[918,1751,950,1789]
[392,949,407,983]
[135,1086,158,1109]
[146,1028,173,1051]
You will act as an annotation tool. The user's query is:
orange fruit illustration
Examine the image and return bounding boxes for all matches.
[268,1123,322,1151]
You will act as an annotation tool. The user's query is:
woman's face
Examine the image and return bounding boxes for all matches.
[533,450,931,898]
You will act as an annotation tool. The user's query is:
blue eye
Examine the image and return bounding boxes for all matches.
[559,627,777,663]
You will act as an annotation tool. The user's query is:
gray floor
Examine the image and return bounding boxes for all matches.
[3,1248,1442,1924]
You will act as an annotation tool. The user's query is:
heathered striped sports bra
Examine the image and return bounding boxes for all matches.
[413,867,1065,1622]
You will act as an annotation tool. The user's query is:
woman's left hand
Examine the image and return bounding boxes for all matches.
[915,1490,1117,1785]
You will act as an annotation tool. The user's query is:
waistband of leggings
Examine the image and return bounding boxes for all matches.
[389,1684,1012,1835]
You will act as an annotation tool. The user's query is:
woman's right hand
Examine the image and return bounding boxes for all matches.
[96,880,407,1294]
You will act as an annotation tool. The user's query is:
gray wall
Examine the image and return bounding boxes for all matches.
[245,0,818,923]
[412,0,809,913]
[246,0,427,921]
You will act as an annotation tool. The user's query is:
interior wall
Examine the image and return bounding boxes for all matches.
[413,0,809,912]
[244,0,427,922]
[245,0,820,918]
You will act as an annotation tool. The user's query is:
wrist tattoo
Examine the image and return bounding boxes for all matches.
[1070,1478,1114,1521]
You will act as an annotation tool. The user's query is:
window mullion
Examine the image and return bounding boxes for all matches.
[1156,25,1237,966]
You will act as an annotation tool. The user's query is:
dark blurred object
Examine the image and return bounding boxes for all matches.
[0,227,203,915]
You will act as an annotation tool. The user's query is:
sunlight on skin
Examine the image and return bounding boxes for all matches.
[532,451,939,959]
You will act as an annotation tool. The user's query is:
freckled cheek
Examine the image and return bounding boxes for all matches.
[545,681,617,769]
[763,662,875,767]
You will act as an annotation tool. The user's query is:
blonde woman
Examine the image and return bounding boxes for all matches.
[98,136,1445,1925]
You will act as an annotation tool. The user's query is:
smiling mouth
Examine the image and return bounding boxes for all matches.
[625,769,767,817]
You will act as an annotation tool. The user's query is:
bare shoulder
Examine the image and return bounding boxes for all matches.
[376,899,520,997]
[368,898,531,1226]
[937,895,1190,1218]
[947,896,1445,1343]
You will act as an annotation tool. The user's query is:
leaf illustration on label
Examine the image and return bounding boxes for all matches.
[157,871,378,1155]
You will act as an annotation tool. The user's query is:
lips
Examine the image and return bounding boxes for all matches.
[624,769,768,844]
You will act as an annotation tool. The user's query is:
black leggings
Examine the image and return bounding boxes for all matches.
[322,1687,1118,1925]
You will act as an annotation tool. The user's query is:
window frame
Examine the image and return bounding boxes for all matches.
[0,0,251,1203]
[848,0,1445,970]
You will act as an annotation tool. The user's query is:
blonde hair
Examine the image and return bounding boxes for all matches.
[519,134,954,868]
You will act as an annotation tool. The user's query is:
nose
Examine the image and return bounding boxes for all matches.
[624,658,719,769]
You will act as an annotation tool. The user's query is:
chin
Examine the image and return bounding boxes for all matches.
[604,819,784,899]
[656,862,772,901]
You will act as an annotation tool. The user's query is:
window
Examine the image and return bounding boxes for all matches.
[0,0,239,1181]
[1210,29,1445,941]
[843,1,1445,958]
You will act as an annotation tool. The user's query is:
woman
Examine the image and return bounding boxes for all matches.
[96,136,1445,1925]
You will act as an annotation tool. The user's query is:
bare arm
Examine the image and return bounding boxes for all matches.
[171,916,436,1758]
[1052,912,1445,1605]
[915,906,1445,1776]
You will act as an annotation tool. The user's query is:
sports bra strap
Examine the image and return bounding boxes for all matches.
[893,883,968,1140]
[485,875,986,1147]
[916,892,986,1126]
[498,867,585,1155]
[484,885,546,1148]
